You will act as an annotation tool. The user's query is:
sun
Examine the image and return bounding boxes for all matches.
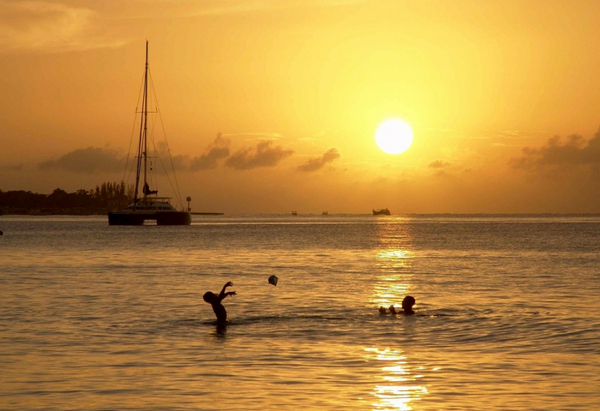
[375,119,414,155]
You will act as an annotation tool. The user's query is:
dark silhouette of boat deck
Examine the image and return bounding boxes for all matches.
[372,208,391,215]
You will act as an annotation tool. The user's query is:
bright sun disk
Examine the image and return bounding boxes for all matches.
[375,119,413,155]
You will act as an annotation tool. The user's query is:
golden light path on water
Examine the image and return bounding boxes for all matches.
[365,347,429,411]
[367,219,429,410]
[371,249,413,308]
[371,218,414,308]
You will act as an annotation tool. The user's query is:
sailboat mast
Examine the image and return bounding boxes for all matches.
[142,41,149,202]
[132,41,149,209]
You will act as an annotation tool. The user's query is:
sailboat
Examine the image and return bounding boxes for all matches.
[108,42,191,226]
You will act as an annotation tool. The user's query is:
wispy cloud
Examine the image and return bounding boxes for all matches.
[185,0,369,16]
[225,141,294,170]
[298,148,340,172]
[0,0,367,53]
[221,132,282,140]
[152,141,190,173]
[1,163,24,171]
[38,146,125,173]
[428,160,450,169]
[35,137,296,175]
[0,1,125,53]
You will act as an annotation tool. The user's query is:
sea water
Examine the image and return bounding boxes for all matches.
[0,214,599,410]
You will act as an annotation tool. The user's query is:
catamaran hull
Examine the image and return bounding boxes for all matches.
[108,211,192,226]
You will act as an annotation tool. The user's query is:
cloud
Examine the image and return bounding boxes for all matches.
[221,132,282,140]
[298,148,340,172]
[38,146,125,173]
[186,0,369,16]
[152,141,189,173]
[191,134,231,171]
[0,1,125,53]
[225,141,294,170]
[510,127,600,170]
[36,137,292,176]
[2,163,24,171]
[428,160,450,169]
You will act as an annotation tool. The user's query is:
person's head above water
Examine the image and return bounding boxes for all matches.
[203,282,236,324]
[203,291,217,303]
[402,296,416,312]
[385,295,416,315]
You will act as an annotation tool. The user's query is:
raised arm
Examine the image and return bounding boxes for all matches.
[218,281,236,300]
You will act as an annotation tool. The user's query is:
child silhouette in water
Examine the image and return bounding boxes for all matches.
[380,296,416,315]
[203,281,236,324]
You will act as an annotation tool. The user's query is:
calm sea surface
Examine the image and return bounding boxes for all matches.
[1,214,599,410]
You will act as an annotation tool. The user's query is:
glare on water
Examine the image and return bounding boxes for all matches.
[1,214,599,410]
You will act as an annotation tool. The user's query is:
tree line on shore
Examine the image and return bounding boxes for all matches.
[0,182,134,215]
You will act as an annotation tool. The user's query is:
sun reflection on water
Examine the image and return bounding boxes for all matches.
[372,249,414,308]
[367,220,428,409]
[365,347,428,411]
[377,249,411,263]
[371,219,415,308]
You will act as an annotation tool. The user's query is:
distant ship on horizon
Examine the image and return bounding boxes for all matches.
[372,208,391,215]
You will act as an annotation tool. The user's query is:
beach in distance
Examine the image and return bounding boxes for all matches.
[1,214,599,410]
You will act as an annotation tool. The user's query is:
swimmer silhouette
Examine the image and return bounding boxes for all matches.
[380,296,416,315]
[390,296,416,315]
[203,281,236,324]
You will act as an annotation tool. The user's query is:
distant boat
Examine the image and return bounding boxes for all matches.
[291,211,298,215]
[372,208,391,215]
[322,211,328,215]
[108,42,191,226]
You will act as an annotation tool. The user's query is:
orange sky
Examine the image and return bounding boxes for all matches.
[1,0,600,214]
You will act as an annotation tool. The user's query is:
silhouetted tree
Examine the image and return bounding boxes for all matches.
[0,181,134,214]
